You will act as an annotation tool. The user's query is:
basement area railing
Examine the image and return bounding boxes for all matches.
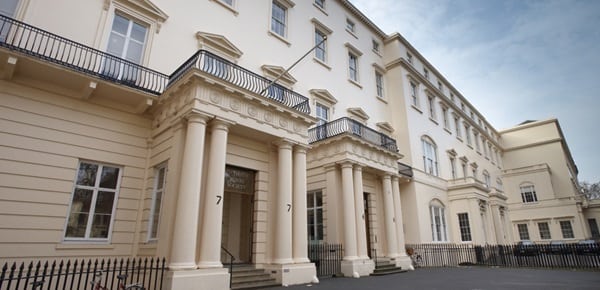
[0,14,169,95]
[308,117,399,153]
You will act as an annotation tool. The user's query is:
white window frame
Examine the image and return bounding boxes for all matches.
[307,190,324,243]
[148,162,167,241]
[271,0,288,38]
[483,171,490,188]
[410,81,419,107]
[103,13,149,82]
[348,52,359,82]
[423,68,429,80]
[465,124,472,145]
[454,116,461,138]
[442,106,449,129]
[560,220,574,239]
[314,28,327,63]
[538,222,551,240]
[375,71,384,98]
[520,184,538,203]
[64,161,123,242]
[406,52,413,64]
[458,213,472,242]
[422,137,439,176]
[345,18,355,33]
[427,95,436,119]
[517,223,530,240]
[430,203,448,242]
[449,157,457,179]
[314,0,325,9]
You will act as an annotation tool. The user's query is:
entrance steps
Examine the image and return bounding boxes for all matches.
[371,258,407,276]
[229,264,279,290]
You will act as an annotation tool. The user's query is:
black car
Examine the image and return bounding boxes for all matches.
[514,240,540,256]
[548,241,570,254]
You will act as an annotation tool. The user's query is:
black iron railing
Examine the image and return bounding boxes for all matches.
[0,257,166,290]
[308,243,343,277]
[308,117,399,153]
[405,243,600,269]
[398,162,413,178]
[221,246,234,289]
[0,14,168,95]
[167,50,311,114]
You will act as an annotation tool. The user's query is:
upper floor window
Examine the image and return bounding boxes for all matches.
[348,52,359,82]
[423,68,429,80]
[517,223,530,240]
[410,81,419,107]
[314,0,325,9]
[148,163,167,241]
[483,170,490,188]
[221,0,234,6]
[346,18,355,33]
[271,1,287,37]
[449,157,457,179]
[474,131,481,151]
[560,220,574,239]
[427,96,436,119]
[520,184,538,203]
[375,71,384,98]
[65,161,122,241]
[437,81,443,92]
[496,178,503,191]
[465,124,472,145]
[454,117,461,138]
[422,136,439,176]
[407,52,413,64]
[372,40,380,53]
[430,201,448,242]
[450,93,455,102]
[315,28,327,62]
[308,191,324,243]
[104,14,148,81]
[315,103,329,126]
[0,0,18,17]
[442,107,450,130]
[458,213,472,242]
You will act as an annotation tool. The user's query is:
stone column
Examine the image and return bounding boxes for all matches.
[169,113,209,270]
[353,165,369,259]
[391,176,406,255]
[292,145,310,263]
[491,205,505,244]
[341,162,358,260]
[273,140,294,264]
[382,174,398,258]
[197,119,231,268]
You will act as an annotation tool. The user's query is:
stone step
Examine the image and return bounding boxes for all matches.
[371,267,407,276]
[232,273,276,283]
[231,279,280,290]
[229,265,280,290]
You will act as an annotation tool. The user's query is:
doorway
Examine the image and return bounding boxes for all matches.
[363,192,373,258]
[221,165,255,264]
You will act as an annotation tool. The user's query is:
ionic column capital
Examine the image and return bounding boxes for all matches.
[274,139,294,149]
[339,161,354,169]
[210,117,236,131]
[185,110,212,124]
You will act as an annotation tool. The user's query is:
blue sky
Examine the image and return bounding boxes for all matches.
[349,0,600,182]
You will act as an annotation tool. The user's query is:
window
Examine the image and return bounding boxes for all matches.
[423,68,429,80]
[517,223,530,240]
[427,96,436,119]
[472,167,477,179]
[454,117,461,138]
[104,14,148,81]
[271,1,287,37]
[375,71,384,98]
[560,221,574,239]
[461,162,467,178]
[458,213,472,242]
[0,0,18,41]
[437,81,443,91]
[450,93,455,102]
[461,103,465,112]
[410,81,419,107]
[346,18,355,33]
[474,131,480,151]
[465,124,471,145]
[422,137,438,176]
[348,53,359,82]
[588,219,600,238]
[442,107,449,129]
[307,191,324,243]
[148,163,167,241]
[449,157,457,179]
[314,0,325,9]
[538,222,551,240]
[483,171,490,188]
[430,203,447,242]
[520,184,538,203]
[372,40,380,53]
[407,52,413,64]
[315,28,327,62]
[496,178,503,191]
[315,103,329,139]
[487,143,493,160]
[65,161,122,241]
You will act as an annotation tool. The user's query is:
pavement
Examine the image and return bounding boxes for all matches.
[268,267,600,290]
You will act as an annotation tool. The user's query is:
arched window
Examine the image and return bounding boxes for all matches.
[520,183,538,203]
[421,136,439,176]
[429,199,447,242]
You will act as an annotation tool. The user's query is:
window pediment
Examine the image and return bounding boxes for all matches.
[276,0,296,8]
[261,65,297,87]
[446,149,457,157]
[347,107,369,123]
[344,42,363,56]
[105,0,168,32]
[310,89,338,107]
[459,156,468,163]
[372,62,386,72]
[196,31,243,61]
[311,18,333,34]
[470,162,478,169]
[376,122,394,134]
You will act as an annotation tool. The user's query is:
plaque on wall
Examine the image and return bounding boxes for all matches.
[224,165,255,195]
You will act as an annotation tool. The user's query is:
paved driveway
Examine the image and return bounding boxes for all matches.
[269,267,600,290]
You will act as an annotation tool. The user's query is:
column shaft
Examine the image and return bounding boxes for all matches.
[353,166,369,259]
[341,163,358,260]
[274,141,293,264]
[391,176,406,255]
[382,175,398,258]
[197,120,230,268]
[491,205,505,244]
[169,114,208,270]
[293,146,310,263]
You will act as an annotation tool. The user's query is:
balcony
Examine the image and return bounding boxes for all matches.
[0,14,168,95]
[308,117,398,153]
[167,50,310,114]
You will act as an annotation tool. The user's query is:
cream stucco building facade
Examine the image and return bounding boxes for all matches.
[0,0,596,289]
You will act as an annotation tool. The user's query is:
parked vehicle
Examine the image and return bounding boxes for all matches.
[576,240,600,255]
[548,241,569,254]
[513,240,539,256]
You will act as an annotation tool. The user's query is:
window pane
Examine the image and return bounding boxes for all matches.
[95,191,115,214]
[316,193,322,207]
[111,14,129,35]
[99,166,120,189]
[130,22,147,42]
[157,167,166,190]
[90,191,115,238]
[77,163,98,186]
[65,189,93,238]
[307,193,314,208]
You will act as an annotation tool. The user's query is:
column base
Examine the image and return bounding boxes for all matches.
[264,262,317,286]
[394,254,414,271]
[164,268,229,290]
[340,258,375,278]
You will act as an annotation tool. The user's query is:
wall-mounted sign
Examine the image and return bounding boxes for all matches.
[224,165,255,195]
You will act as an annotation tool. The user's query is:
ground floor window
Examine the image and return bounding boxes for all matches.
[458,213,471,242]
[65,161,122,241]
[430,203,447,242]
[589,218,600,239]
[537,222,551,240]
[307,191,324,243]
[517,223,530,240]
[560,220,574,239]
[148,163,167,241]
